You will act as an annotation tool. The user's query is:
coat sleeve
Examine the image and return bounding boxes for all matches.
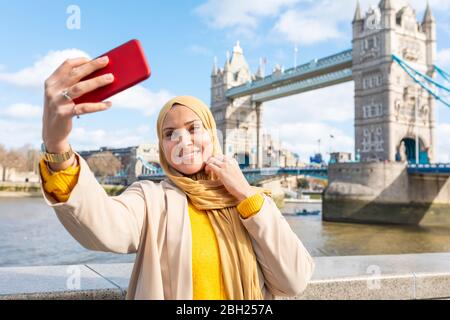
[39,152,147,254]
[240,194,315,297]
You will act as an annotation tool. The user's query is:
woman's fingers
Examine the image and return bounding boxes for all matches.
[67,73,114,100]
[46,57,90,88]
[205,161,220,178]
[68,56,110,84]
[206,157,224,168]
[73,101,113,117]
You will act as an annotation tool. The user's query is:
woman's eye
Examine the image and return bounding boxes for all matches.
[165,131,173,138]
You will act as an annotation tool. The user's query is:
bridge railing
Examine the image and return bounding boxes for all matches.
[407,163,450,174]
[252,68,352,102]
[137,166,329,183]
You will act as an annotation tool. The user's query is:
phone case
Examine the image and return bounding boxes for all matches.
[73,39,151,105]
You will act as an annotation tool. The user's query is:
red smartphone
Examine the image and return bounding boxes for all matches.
[73,39,151,105]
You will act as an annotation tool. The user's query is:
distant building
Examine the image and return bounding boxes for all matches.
[0,149,40,183]
[330,152,352,164]
[310,153,325,165]
[0,166,40,183]
[78,143,160,185]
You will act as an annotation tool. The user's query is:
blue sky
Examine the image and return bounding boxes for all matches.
[1,0,450,162]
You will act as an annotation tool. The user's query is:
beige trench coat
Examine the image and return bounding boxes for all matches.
[39,152,315,300]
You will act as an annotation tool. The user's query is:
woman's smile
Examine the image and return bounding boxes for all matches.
[182,150,201,160]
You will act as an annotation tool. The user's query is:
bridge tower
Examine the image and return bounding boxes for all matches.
[352,0,436,163]
[210,42,264,168]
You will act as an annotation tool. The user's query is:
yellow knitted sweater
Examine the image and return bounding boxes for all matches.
[39,156,265,300]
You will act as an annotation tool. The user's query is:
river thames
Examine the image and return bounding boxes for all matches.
[1,197,450,267]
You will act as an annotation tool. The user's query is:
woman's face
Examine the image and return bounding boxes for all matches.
[162,104,214,175]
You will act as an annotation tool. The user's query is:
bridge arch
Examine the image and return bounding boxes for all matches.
[396,137,430,164]
[234,152,250,168]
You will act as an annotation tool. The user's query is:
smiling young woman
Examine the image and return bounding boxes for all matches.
[38,57,314,300]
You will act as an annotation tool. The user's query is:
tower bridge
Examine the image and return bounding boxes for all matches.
[211,0,439,167]
[138,0,450,225]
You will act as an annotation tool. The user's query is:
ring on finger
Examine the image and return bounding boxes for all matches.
[61,89,72,101]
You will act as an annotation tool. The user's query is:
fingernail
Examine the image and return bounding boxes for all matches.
[104,73,114,81]
[99,56,109,63]
[105,101,112,107]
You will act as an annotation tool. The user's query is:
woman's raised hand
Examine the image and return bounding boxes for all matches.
[205,154,258,202]
[41,56,114,169]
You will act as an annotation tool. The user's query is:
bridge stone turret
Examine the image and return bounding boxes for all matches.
[323,0,443,225]
[211,42,264,168]
[352,0,436,163]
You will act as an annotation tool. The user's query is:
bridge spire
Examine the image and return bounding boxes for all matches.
[211,56,218,76]
[353,0,362,22]
[422,1,435,24]
[379,0,392,10]
[233,41,243,55]
[224,50,230,71]
[256,57,266,78]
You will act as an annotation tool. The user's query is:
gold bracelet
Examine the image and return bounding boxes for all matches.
[46,154,78,175]
[40,142,74,163]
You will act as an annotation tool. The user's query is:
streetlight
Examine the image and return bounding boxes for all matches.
[329,134,335,153]
[241,124,249,168]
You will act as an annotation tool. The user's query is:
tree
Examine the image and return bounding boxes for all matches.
[0,144,6,181]
[297,177,310,190]
[86,151,122,183]
[0,147,27,181]
[16,143,40,173]
[0,144,6,165]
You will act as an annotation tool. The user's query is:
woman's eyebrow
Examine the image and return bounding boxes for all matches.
[163,119,201,132]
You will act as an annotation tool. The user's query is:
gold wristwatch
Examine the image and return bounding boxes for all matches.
[40,142,74,163]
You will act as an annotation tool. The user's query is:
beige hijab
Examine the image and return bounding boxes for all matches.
[156,96,272,300]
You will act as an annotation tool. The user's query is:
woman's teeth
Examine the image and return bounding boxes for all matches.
[182,150,200,158]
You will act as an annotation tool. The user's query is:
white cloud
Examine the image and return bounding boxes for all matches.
[71,126,153,151]
[263,121,354,162]
[110,86,173,116]
[0,116,156,153]
[0,49,174,117]
[0,119,41,149]
[436,123,450,162]
[261,82,355,161]
[265,82,354,123]
[437,48,450,68]
[269,0,383,45]
[0,49,90,88]
[195,0,299,31]
[196,0,450,46]
[137,125,151,134]
[1,103,42,119]
[272,9,344,45]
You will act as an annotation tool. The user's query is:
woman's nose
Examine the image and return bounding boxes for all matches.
[178,129,194,145]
